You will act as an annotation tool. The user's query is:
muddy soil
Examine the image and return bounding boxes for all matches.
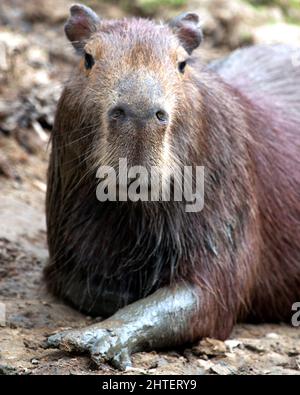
[0,0,299,375]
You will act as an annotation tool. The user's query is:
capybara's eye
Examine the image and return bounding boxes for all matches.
[84,52,95,70]
[178,61,187,74]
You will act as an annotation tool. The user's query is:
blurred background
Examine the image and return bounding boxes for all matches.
[0,1,300,375]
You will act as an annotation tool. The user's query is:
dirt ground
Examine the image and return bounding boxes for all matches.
[0,0,299,375]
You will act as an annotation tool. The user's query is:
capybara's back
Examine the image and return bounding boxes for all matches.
[211,45,300,321]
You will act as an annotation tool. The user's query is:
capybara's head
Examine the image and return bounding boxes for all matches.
[62,4,203,174]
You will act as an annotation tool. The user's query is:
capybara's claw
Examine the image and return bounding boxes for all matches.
[47,325,133,370]
[91,337,132,370]
[111,348,132,371]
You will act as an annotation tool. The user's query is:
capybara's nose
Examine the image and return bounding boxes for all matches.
[108,103,169,125]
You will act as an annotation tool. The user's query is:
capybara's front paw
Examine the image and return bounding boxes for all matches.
[47,325,133,370]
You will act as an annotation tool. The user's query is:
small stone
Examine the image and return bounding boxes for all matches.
[192,338,227,357]
[210,362,237,375]
[265,333,279,339]
[30,359,39,365]
[263,370,271,375]
[125,366,147,374]
[243,340,266,354]
[197,359,214,371]
[225,339,241,353]
[26,47,48,68]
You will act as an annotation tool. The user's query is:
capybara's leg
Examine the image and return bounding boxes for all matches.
[48,285,200,370]
[47,282,239,369]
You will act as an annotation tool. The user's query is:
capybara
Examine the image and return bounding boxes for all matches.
[46,4,300,369]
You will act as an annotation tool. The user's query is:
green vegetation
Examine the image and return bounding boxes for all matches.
[126,0,187,15]
[248,0,299,7]
[246,0,300,23]
[97,0,187,16]
[136,0,187,10]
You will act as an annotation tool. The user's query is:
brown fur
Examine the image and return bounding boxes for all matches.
[45,16,300,342]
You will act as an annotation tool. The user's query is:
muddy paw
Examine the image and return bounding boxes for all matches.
[47,328,99,353]
[47,326,133,370]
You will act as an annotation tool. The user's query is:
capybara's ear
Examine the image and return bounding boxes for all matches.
[64,4,100,53]
[169,12,203,54]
